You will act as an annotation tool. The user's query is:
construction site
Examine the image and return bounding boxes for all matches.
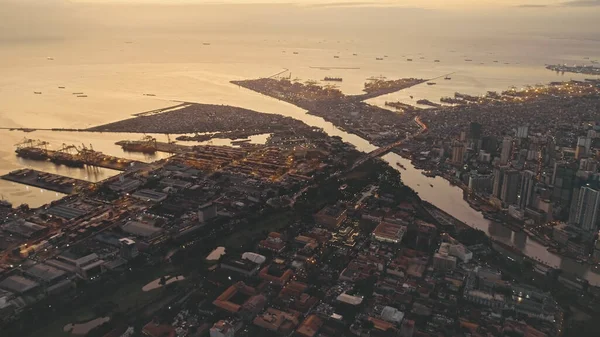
[14,139,147,171]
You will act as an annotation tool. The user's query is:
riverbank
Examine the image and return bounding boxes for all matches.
[231,77,421,146]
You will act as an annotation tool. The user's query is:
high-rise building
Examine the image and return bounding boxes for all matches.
[433,252,457,271]
[481,136,498,154]
[518,170,536,209]
[580,158,598,172]
[469,122,482,140]
[492,166,507,198]
[451,141,465,165]
[501,170,520,205]
[576,137,592,159]
[469,173,493,194]
[572,186,600,232]
[544,137,556,165]
[516,126,529,139]
[500,136,513,165]
[552,161,578,206]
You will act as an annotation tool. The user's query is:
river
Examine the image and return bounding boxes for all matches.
[231,87,600,286]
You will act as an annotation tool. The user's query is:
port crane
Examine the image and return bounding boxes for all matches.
[77,143,100,162]
[57,143,78,155]
[15,138,49,150]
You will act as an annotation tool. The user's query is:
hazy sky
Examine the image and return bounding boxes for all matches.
[66,0,562,7]
[10,0,596,9]
[1,0,599,43]
[4,0,600,10]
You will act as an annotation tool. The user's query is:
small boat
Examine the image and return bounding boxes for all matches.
[384,55,388,58]
[293,52,299,55]
[353,53,357,56]
[47,57,54,61]
[34,91,42,94]
[465,59,473,62]
[407,59,413,61]
[203,43,211,46]
[144,93,156,96]
[58,86,65,89]
[72,92,84,95]
[427,82,436,86]
[409,95,413,99]
[376,57,383,60]
[77,95,88,98]
[430,184,433,187]
[333,56,339,58]
[434,60,440,62]
[396,162,406,170]
[444,76,451,80]
[419,57,425,59]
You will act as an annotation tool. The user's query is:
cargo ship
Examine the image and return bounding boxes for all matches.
[50,153,85,168]
[323,77,343,82]
[118,140,157,154]
[16,147,48,161]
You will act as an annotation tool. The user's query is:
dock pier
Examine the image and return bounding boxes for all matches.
[1,169,94,194]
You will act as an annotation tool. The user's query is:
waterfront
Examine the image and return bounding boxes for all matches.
[2,71,600,286]
[2,3,600,285]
